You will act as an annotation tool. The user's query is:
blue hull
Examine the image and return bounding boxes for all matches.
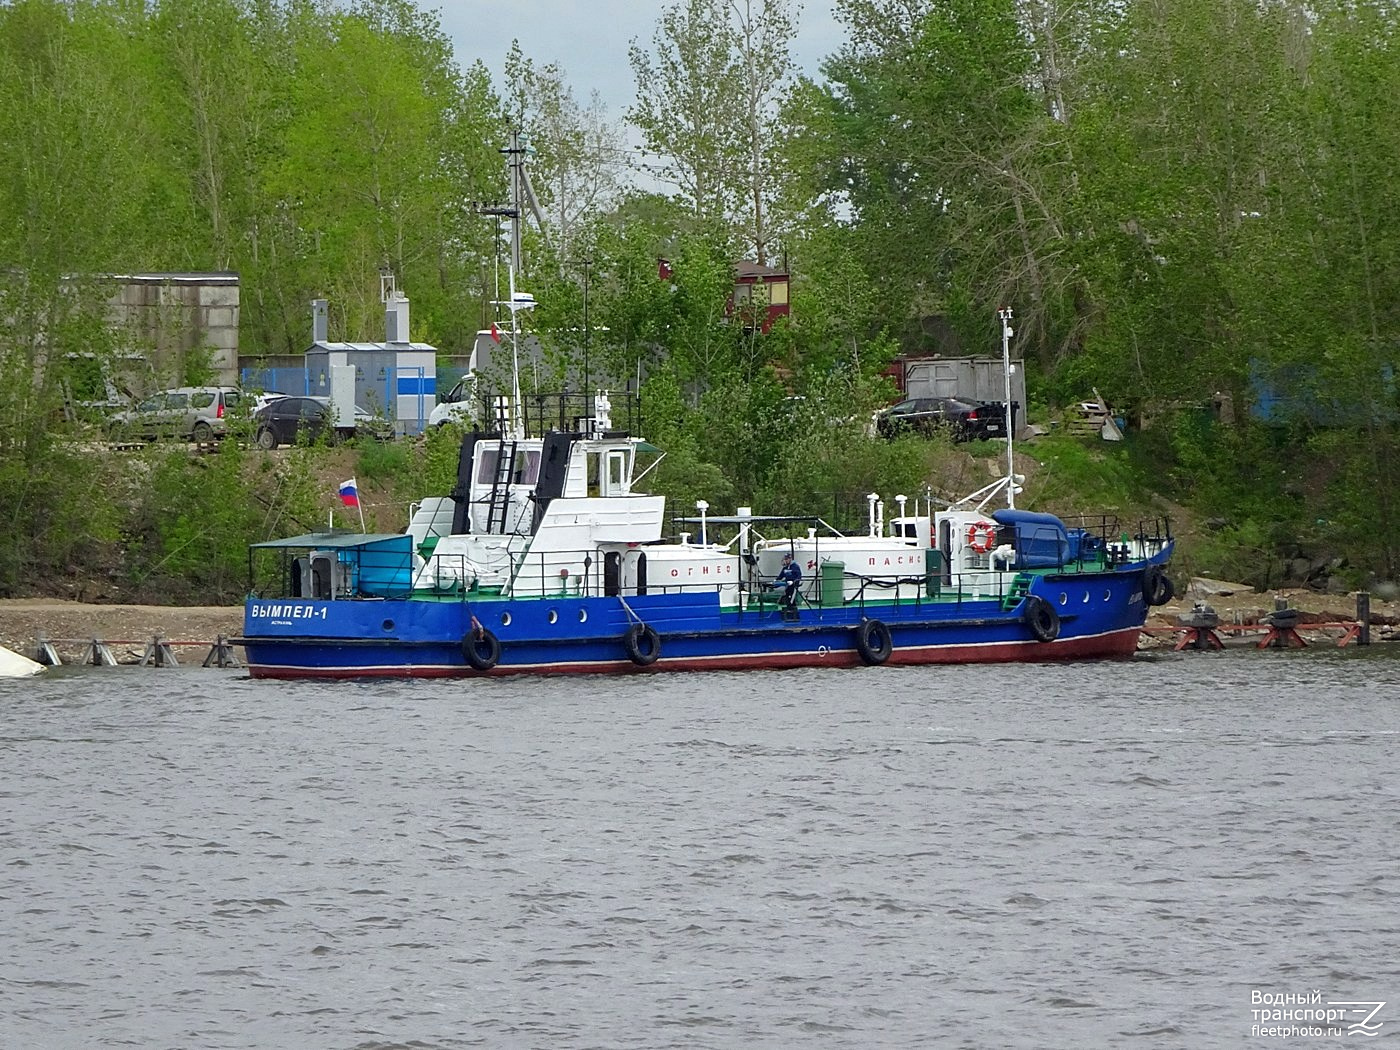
[237,563,1165,679]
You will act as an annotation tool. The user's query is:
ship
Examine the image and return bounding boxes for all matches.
[234,312,1175,679]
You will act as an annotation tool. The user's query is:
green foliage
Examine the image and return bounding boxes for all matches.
[0,276,127,594]
[124,441,255,600]
[414,423,471,496]
[1307,428,1400,578]
[757,431,948,532]
[179,344,218,387]
[354,437,411,482]
[1125,410,1330,586]
[118,438,332,602]
[0,0,505,360]
[1183,518,1291,591]
[0,441,121,595]
[4,0,1400,595]
[1022,432,1150,514]
[647,445,737,529]
[628,0,798,255]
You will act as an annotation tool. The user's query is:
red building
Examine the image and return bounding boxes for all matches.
[658,258,791,334]
[729,261,790,333]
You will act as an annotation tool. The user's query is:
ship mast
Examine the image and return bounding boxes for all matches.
[999,307,1017,510]
[483,129,543,439]
[953,307,1023,513]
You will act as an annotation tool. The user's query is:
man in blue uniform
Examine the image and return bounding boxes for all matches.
[777,551,803,617]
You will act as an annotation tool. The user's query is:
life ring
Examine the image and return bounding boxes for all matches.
[1025,595,1060,643]
[624,623,661,666]
[854,618,893,665]
[966,520,997,553]
[462,626,501,670]
[1142,565,1174,607]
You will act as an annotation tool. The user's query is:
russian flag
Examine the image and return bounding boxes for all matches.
[338,478,359,507]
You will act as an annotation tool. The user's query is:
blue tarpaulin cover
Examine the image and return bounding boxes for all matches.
[993,509,1077,568]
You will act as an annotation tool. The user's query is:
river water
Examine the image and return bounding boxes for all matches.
[3,648,1400,1049]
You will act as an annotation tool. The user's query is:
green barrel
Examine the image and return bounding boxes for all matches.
[820,560,845,606]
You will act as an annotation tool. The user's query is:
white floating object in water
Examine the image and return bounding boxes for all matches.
[0,644,44,678]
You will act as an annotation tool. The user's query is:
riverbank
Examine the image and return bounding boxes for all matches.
[0,599,242,663]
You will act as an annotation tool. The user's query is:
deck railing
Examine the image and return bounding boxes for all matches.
[249,513,1172,608]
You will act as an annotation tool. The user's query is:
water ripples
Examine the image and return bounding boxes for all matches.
[3,650,1400,1047]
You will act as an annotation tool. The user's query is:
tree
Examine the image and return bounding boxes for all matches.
[503,42,627,264]
[149,0,273,271]
[786,0,1092,362]
[628,0,798,262]
[1066,0,1312,405]
[0,0,171,272]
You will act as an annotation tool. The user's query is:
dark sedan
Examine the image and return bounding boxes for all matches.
[252,396,394,450]
[875,397,1013,441]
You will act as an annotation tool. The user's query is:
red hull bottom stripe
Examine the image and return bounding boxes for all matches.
[245,626,1146,679]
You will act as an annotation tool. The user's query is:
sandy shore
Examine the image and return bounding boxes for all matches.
[1,582,1393,665]
[0,599,244,664]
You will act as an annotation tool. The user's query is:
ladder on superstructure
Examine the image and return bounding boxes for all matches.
[485,440,517,533]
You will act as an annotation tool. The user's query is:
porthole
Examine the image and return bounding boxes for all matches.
[381,619,395,631]
[1082,592,1090,604]
[578,608,588,623]
[1058,592,1069,606]
[548,609,559,624]
[500,612,512,627]
[1104,589,1112,602]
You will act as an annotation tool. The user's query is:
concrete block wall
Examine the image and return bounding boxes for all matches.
[107,273,241,387]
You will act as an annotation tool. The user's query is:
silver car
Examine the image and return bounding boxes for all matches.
[109,386,245,442]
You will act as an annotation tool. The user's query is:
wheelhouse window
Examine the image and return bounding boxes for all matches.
[476,448,540,485]
[606,451,627,492]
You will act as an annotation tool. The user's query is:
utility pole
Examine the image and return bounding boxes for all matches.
[583,257,592,411]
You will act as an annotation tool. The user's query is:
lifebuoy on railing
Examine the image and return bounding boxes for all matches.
[462,623,501,670]
[1024,595,1060,643]
[854,618,893,665]
[966,520,997,553]
[1142,565,1174,607]
[624,623,661,666]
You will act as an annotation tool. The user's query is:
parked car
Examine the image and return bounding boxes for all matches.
[108,386,245,442]
[874,397,1015,441]
[252,390,293,413]
[252,395,394,449]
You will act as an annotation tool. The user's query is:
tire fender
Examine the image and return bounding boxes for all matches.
[462,625,501,671]
[1142,565,1174,607]
[1025,595,1061,643]
[854,618,893,665]
[624,623,661,666]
